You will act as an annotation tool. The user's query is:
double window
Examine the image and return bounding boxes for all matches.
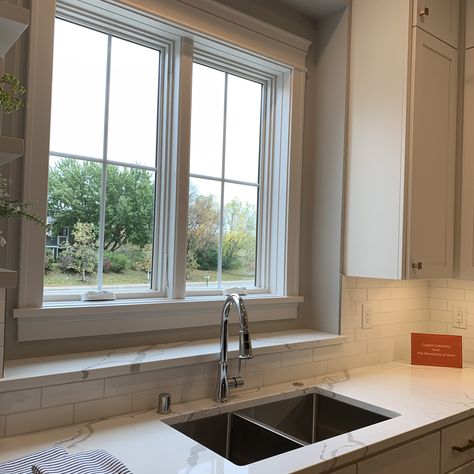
[44,11,272,301]
[15,0,307,338]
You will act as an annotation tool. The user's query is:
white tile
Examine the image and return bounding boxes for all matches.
[378,347,395,363]
[0,389,41,415]
[238,371,264,390]
[367,288,391,301]
[448,279,474,290]
[0,323,4,342]
[0,415,4,438]
[74,394,132,424]
[42,380,104,408]
[281,349,313,367]
[180,380,213,403]
[367,337,395,353]
[5,405,73,437]
[430,310,451,323]
[315,341,367,361]
[356,278,387,288]
[104,371,159,397]
[327,356,354,373]
[379,298,429,312]
[390,286,429,299]
[132,385,182,412]
[431,287,464,300]
[342,288,368,302]
[245,353,281,372]
[157,364,205,386]
[429,279,448,288]
[263,365,298,385]
[296,360,328,379]
[430,298,448,310]
[353,352,379,369]
[341,276,357,289]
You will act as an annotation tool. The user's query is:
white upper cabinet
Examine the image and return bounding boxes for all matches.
[460,49,474,279]
[467,0,474,49]
[408,28,457,279]
[413,0,460,48]
[344,0,458,280]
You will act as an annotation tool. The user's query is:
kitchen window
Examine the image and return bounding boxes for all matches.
[14,0,309,340]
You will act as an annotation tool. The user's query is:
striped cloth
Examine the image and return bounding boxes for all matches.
[0,446,67,474]
[32,449,132,474]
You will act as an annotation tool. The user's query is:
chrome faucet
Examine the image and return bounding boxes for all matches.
[214,294,253,402]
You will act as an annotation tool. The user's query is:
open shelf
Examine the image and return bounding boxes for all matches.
[0,2,29,58]
[0,135,24,165]
[0,267,17,288]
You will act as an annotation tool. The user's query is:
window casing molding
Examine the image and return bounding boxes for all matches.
[16,0,309,338]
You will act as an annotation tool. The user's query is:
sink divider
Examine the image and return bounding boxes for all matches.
[233,412,308,447]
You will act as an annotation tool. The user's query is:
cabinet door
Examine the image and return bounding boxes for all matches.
[407,28,457,279]
[466,0,474,49]
[441,417,474,472]
[448,460,474,473]
[413,0,459,48]
[459,49,474,279]
[358,432,440,474]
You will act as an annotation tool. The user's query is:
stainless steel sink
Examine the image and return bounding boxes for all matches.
[238,393,392,445]
[170,412,303,466]
[167,392,396,466]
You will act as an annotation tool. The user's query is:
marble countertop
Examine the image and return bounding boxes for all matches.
[1,361,474,473]
[2,330,346,392]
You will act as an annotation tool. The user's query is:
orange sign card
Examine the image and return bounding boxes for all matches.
[411,333,462,368]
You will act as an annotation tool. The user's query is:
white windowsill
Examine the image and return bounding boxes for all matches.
[1,329,346,392]
[13,295,303,341]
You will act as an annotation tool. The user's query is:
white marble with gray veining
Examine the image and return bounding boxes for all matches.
[0,330,346,392]
[1,361,474,473]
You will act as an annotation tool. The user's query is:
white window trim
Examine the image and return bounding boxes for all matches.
[16,0,309,339]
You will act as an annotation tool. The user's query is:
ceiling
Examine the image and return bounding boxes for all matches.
[274,0,349,20]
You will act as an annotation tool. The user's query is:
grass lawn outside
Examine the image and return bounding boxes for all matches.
[44,265,255,289]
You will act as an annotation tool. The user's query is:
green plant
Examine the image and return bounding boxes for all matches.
[60,223,97,281]
[44,248,55,273]
[0,174,45,246]
[0,73,25,114]
[103,251,129,273]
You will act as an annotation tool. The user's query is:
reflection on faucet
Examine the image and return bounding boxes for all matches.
[214,294,253,403]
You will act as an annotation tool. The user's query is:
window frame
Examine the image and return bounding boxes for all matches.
[15,0,309,340]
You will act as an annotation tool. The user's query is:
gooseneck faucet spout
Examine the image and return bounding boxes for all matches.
[214,294,253,403]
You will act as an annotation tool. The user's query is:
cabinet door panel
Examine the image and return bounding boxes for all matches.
[413,0,459,48]
[358,432,440,474]
[460,49,474,279]
[407,28,457,279]
[466,0,474,49]
[441,417,474,472]
[449,460,474,473]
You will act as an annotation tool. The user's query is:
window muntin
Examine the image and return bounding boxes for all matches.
[186,62,262,291]
[45,18,160,294]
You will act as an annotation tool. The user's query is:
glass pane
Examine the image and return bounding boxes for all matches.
[102,165,156,290]
[50,19,108,158]
[189,63,225,178]
[223,183,258,287]
[225,74,262,184]
[107,38,160,168]
[187,178,221,288]
[45,157,100,290]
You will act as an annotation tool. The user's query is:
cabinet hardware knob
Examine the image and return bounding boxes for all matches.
[411,262,423,270]
[419,7,429,17]
[452,439,474,453]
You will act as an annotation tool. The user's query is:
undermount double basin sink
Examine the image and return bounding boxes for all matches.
[166,392,398,466]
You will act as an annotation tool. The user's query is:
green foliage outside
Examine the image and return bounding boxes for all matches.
[48,159,154,251]
[59,223,97,281]
[46,160,257,286]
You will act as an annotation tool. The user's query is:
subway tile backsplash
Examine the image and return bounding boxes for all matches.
[3,276,467,439]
